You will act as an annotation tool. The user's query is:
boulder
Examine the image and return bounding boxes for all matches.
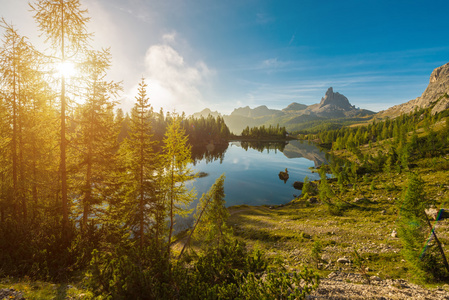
[293,181,304,190]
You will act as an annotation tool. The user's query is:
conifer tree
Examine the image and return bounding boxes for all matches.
[121,78,160,249]
[163,114,196,257]
[398,173,449,281]
[73,48,121,232]
[31,0,91,238]
[179,173,229,259]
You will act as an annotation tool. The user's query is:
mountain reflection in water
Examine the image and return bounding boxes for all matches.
[188,140,327,207]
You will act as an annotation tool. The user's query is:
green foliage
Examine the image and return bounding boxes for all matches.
[183,115,231,145]
[239,267,319,300]
[310,240,323,268]
[85,238,320,300]
[318,168,345,215]
[397,173,448,282]
[194,174,231,248]
[241,124,287,139]
[353,249,370,284]
[163,114,196,255]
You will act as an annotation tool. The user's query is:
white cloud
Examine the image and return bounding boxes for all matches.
[162,32,177,44]
[131,34,213,114]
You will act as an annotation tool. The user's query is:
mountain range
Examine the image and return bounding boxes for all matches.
[192,62,449,134]
[193,87,375,134]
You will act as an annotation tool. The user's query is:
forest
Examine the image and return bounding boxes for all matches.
[0,1,318,299]
[2,1,449,299]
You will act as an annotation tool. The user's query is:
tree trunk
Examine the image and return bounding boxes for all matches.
[424,214,449,273]
[178,194,212,260]
[61,75,69,238]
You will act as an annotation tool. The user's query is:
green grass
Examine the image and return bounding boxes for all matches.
[227,155,449,284]
[0,278,92,300]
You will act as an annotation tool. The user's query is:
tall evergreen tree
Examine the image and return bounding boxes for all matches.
[73,48,121,231]
[31,0,91,238]
[121,78,160,248]
[398,173,449,281]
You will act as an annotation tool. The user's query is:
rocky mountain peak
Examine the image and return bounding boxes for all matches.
[376,62,449,118]
[319,87,353,111]
[430,62,449,83]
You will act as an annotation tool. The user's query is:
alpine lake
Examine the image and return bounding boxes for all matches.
[187,140,328,208]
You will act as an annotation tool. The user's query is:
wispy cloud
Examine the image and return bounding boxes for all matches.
[289,34,295,45]
[256,12,275,24]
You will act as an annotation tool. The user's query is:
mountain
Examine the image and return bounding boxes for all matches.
[191,87,374,134]
[377,62,449,118]
[282,102,308,113]
[191,108,221,119]
[303,87,373,119]
[282,140,327,167]
[230,105,284,118]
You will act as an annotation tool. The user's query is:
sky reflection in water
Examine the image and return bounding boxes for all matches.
[188,141,325,208]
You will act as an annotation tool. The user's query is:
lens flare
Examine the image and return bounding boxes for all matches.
[57,61,76,78]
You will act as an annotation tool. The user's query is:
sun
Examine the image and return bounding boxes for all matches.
[57,61,77,78]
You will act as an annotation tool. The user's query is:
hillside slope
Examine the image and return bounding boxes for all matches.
[377,62,449,118]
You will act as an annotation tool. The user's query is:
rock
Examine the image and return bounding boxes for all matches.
[308,197,318,204]
[293,181,304,190]
[391,230,398,238]
[319,87,355,111]
[370,276,382,281]
[0,289,25,300]
[278,168,289,182]
[377,62,449,118]
[197,171,208,178]
[353,197,370,204]
[424,208,449,220]
[337,257,350,264]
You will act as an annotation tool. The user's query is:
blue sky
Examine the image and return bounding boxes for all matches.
[2,0,449,114]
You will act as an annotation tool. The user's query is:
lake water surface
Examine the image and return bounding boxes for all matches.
[188,140,327,207]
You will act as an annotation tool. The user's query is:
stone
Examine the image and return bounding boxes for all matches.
[353,197,370,204]
[337,257,350,264]
[293,181,304,190]
[0,289,25,300]
[391,230,398,238]
[308,197,318,204]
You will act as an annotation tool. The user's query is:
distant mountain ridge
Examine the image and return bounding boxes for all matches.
[191,87,375,134]
[377,62,449,118]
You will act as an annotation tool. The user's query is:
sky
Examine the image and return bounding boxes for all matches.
[1,0,449,115]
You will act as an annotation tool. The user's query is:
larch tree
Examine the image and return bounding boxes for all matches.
[163,114,196,257]
[0,19,46,223]
[30,0,91,238]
